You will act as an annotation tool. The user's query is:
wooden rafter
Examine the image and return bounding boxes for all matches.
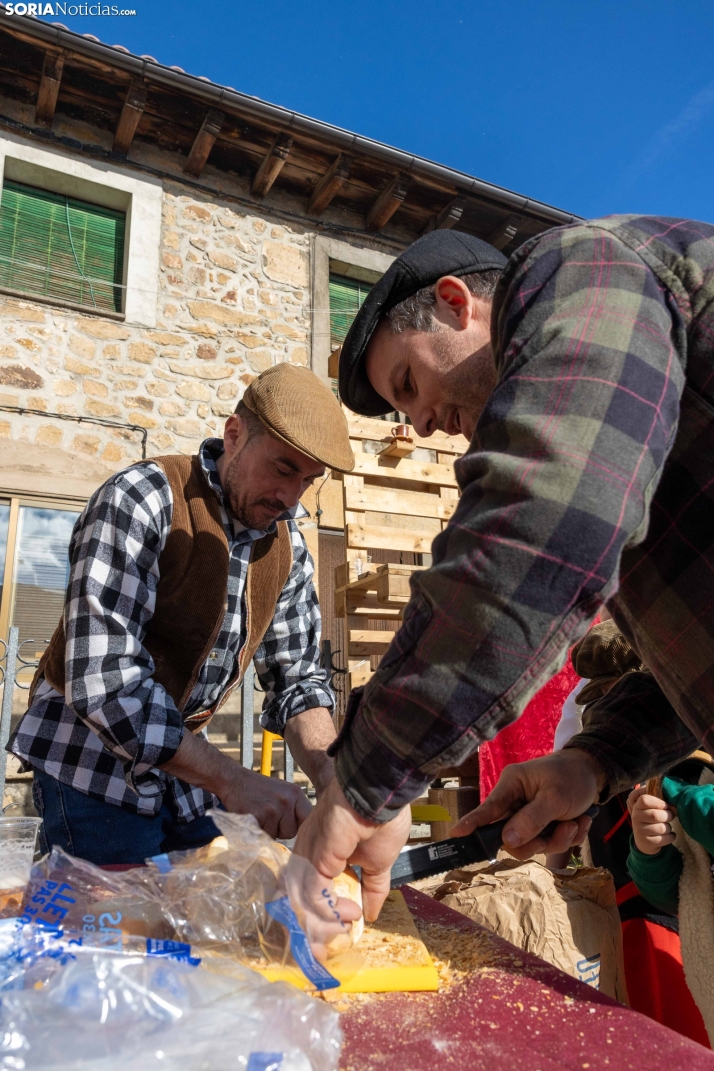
[184,108,225,178]
[365,172,409,232]
[308,152,352,215]
[422,195,466,235]
[35,50,64,128]
[251,133,293,198]
[113,78,148,154]
[487,213,525,250]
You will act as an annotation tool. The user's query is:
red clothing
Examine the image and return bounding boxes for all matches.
[479,659,580,799]
[618,882,710,1048]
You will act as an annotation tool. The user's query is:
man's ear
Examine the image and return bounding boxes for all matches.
[432,276,473,330]
[223,413,249,461]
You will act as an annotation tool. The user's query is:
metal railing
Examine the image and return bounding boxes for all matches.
[0,627,40,805]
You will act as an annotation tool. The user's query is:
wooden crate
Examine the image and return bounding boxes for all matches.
[335,416,467,691]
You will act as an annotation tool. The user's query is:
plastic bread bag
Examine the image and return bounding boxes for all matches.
[141,812,293,966]
[144,814,365,991]
[0,944,342,1071]
[19,848,172,940]
[0,917,200,993]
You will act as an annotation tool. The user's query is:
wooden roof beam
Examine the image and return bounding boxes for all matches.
[251,133,293,198]
[308,152,352,216]
[35,50,64,128]
[486,213,525,250]
[113,78,147,155]
[422,195,466,235]
[365,172,409,232]
[184,108,225,178]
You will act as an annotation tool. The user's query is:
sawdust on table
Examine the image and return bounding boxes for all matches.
[323,894,498,1012]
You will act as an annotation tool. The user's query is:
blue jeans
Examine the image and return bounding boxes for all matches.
[32,769,220,865]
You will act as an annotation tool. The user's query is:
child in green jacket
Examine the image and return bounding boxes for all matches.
[628,756,714,1043]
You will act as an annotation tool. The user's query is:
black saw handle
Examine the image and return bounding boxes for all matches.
[473,804,600,859]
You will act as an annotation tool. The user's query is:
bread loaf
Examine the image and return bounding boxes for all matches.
[328,865,364,952]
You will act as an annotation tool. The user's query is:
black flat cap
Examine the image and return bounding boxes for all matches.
[338,229,507,416]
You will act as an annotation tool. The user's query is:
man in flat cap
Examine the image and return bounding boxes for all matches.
[294,217,714,929]
[10,363,353,865]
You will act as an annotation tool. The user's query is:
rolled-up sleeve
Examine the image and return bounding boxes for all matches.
[333,224,686,821]
[64,465,185,798]
[254,522,335,736]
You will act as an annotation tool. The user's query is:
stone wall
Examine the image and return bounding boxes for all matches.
[0,184,313,469]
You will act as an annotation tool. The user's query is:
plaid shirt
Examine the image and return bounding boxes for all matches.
[10,439,333,821]
[333,216,714,821]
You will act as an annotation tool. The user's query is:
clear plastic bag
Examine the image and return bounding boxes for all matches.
[19,846,168,939]
[17,813,360,991]
[0,918,199,993]
[0,943,342,1070]
[141,811,292,967]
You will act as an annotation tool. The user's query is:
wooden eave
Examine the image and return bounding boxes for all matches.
[0,14,580,248]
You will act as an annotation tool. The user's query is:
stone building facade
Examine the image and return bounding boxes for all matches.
[0,14,574,803]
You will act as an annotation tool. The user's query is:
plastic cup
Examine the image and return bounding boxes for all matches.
[0,816,42,890]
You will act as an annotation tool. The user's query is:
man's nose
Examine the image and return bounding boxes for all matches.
[279,479,303,508]
[409,404,437,438]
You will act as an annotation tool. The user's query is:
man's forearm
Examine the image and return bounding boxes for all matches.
[565,672,698,798]
[158,729,236,798]
[284,706,336,795]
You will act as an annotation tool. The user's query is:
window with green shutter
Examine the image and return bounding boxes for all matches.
[328,270,400,420]
[329,273,373,349]
[0,180,126,314]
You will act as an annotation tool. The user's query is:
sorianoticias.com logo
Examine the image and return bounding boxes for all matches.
[5,3,136,12]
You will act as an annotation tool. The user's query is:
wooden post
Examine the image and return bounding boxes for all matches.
[252,133,293,198]
[486,213,525,250]
[185,109,225,178]
[308,153,352,216]
[35,50,64,128]
[423,196,466,235]
[365,173,409,232]
[113,79,148,154]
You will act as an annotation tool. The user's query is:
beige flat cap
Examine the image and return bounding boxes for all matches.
[243,364,354,472]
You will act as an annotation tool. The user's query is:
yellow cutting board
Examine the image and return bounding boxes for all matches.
[257,889,439,993]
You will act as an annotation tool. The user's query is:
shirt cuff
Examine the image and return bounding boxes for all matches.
[260,684,335,737]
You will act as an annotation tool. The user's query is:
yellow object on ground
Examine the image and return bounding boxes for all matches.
[258,889,439,993]
[410,803,452,823]
[260,729,281,777]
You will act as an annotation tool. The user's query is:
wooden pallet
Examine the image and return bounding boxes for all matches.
[334,417,466,694]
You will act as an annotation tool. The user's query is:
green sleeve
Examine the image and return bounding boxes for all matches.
[662,776,714,856]
[626,836,682,915]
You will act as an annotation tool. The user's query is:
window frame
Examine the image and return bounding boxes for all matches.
[0,131,162,328]
[0,178,128,317]
[311,235,394,386]
[0,488,85,645]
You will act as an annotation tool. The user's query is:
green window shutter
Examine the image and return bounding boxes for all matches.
[329,273,373,348]
[0,181,126,313]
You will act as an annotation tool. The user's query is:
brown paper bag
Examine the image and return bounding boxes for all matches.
[433,859,628,1003]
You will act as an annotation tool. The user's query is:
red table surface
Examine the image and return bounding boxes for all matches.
[339,886,714,1071]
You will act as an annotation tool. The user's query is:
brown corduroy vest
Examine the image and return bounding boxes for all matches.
[30,453,293,732]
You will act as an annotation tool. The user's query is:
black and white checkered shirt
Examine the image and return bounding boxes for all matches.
[9,439,334,822]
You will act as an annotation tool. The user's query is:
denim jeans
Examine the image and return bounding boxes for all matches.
[32,768,220,865]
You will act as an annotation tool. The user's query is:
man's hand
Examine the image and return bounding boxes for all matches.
[293,776,411,922]
[217,763,312,839]
[627,786,675,855]
[160,730,311,839]
[451,748,606,859]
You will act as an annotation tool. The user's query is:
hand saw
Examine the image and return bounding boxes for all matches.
[389,805,599,887]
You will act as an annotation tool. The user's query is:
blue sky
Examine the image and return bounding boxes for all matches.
[37,0,714,220]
